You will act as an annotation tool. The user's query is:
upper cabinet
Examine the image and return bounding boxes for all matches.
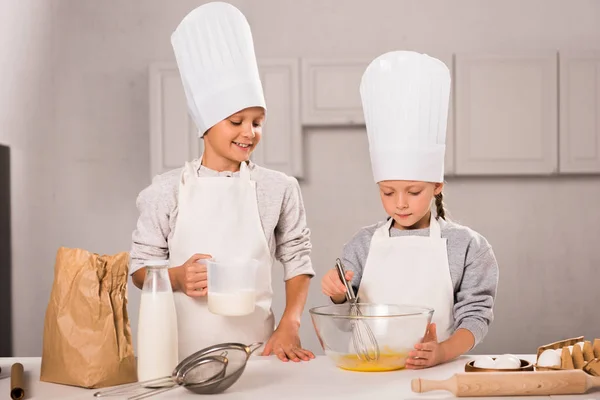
[255,58,303,178]
[301,58,369,126]
[149,63,201,180]
[148,60,303,180]
[149,50,600,181]
[454,51,558,175]
[559,51,600,174]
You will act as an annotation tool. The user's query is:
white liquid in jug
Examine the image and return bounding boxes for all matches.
[208,290,256,316]
[137,291,179,382]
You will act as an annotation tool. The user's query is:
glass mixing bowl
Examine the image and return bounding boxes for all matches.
[309,303,434,372]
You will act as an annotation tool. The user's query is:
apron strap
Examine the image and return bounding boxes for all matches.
[375,212,442,238]
[191,154,250,181]
[429,212,442,239]
[240,161,251,181]
[180,161,197,185]
[374,218,394,239]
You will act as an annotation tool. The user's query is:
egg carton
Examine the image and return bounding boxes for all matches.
[535,336,600,376]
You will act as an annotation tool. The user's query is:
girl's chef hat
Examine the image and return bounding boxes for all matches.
[360,51,451,183]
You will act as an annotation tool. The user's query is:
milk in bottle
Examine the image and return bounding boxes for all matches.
[137,260,178,382]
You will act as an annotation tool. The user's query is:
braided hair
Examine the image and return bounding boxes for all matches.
[434,191,446,220]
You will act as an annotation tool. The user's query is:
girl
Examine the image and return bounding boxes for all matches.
[321,51,499,369]
[130,2,315,363]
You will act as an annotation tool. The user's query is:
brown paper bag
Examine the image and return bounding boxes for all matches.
[40,247,137,388]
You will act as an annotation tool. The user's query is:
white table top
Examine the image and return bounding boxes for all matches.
[0,355,598,400]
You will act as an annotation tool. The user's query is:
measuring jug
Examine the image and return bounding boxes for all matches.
[205,258,258,316]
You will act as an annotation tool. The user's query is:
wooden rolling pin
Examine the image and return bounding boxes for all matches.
[10,363,25,400]
[411,370,600,397]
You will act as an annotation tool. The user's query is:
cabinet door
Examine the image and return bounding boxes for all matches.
[301,58,369,126]
[455,52,558,175]
[559,51,600,174]
[256,58,303,178]
[149,60,303,179]
[149,63,200,180]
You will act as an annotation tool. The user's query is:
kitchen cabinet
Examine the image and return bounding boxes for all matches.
[149,59,303,179]
[559,51,600,174]
[149,63,201,180]
[254,59,303,178]
[150,51,600,179]
[454,51,558,175]
[300,58,369,126]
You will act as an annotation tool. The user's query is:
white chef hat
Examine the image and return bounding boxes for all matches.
[171,2,266,137]
[360,51,451,183]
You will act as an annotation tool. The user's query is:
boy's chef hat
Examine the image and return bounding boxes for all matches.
[360,51,451,183]
[171,2,266,137]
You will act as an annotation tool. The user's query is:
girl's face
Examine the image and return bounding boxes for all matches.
[378,180,443,230]
[202,106,265,171]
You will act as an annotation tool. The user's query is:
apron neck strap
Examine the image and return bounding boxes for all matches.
[192,155,250,180]
[429,212,442,238]
[383,218,394,233]
[239,161,251,180]
[378,212,442,238]
[182,161,197,182]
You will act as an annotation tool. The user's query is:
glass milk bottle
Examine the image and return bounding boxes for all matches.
[137,260,178,382]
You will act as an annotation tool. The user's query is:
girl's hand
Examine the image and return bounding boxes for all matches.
[321,268,353,303]
[405,323,446,369]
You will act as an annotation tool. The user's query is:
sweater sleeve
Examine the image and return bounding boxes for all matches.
[453,237,499,347]
[129,173,178,274]
[274,176,315,280]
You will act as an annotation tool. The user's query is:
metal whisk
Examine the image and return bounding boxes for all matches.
[335,258,380,362]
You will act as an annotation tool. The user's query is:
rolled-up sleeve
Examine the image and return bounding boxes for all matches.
[453,243,499,347]
[129,176,176,275]
[274,177,314,280]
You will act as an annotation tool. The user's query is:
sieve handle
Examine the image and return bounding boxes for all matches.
[248,342,263,354]
[93,377,174,397]
[127,385,179,400]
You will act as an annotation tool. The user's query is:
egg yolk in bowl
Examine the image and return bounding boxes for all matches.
[331,348,409,372]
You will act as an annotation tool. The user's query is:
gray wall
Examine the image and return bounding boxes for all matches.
[1,0,599,357]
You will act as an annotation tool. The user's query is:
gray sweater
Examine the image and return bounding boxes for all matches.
[130,159,315,280]
[341,217,499,346]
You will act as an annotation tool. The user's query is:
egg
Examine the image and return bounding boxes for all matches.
[567,345,574,354]
[537,349,561,367]
[494,354,521,370]
[576,342,585,351]
[473,356,496,369]
[554,348,563,356]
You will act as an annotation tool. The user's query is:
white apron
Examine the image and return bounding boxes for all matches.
[169,160,274,361]
[357,213,454,342]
